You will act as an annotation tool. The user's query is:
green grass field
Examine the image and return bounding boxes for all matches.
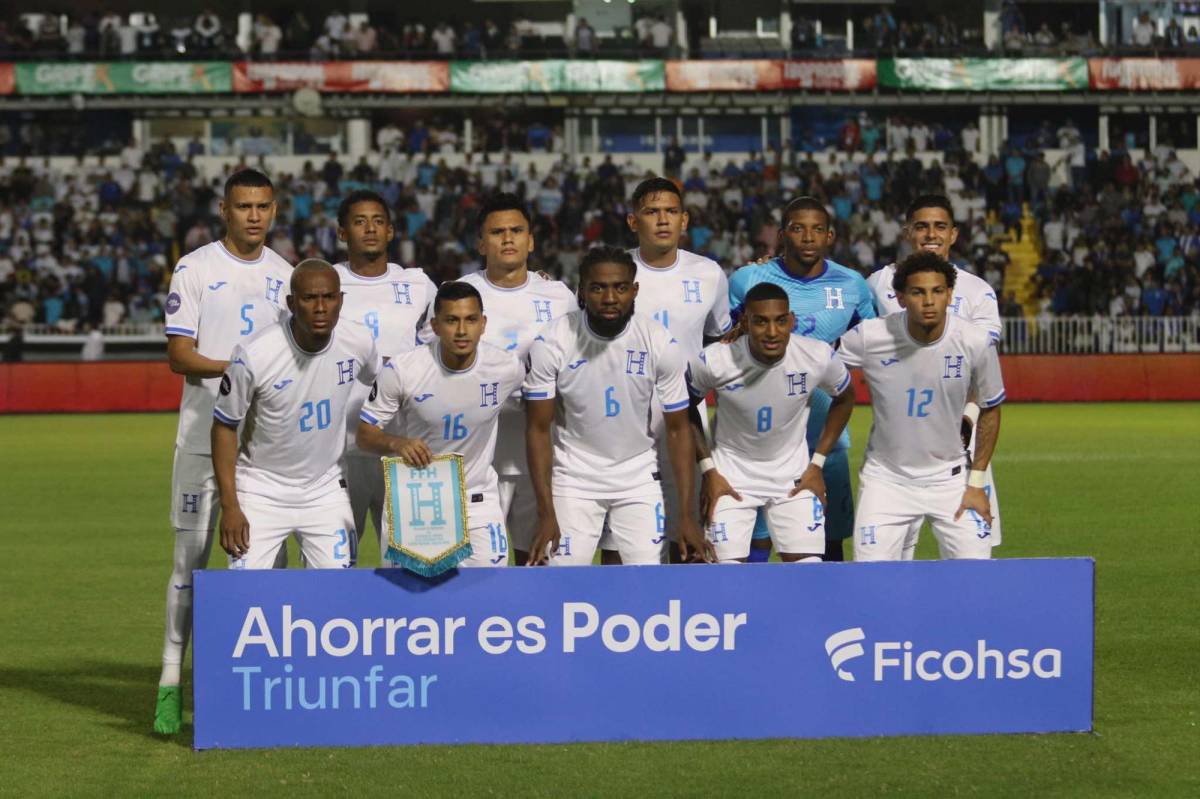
[1,404,1197,797]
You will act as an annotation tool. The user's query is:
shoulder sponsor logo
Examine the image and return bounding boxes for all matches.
[165,292,182,315]
[219,374,232,396]
[825,627,1063,683]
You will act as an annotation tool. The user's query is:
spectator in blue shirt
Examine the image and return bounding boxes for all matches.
[1004,149,1026,203]
[1141,277,1167,315]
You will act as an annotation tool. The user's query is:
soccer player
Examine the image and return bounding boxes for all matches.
[212,260,380,570]
[155,168,292,734]
[356,281,525,567]
[727,196,876,561]
[598,177,732,563]
[460,193,574,565]
[524,246,713,565]
[838,252,1004,561]
[865,194,1005,548]
[687,282,856,562]
[334,189,437,551]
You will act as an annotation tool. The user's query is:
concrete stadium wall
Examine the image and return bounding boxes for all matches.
[2,355,1198,413]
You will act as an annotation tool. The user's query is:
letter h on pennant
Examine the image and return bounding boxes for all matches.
[406,481,446,527]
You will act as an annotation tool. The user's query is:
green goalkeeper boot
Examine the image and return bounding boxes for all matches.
[153,685,182,735]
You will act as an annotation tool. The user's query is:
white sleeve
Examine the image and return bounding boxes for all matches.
[415,272,437,345]
[837,325,866,369]
[685,348,718,399]
[213,345,254,425]
[358,335,382,387]
[359,360,405,427]
[164,260,202,339]
[523,335,561,400]
[818,345,853,396]
[705,269,733,337]
[972,289,1003,344]
[972,343,1006,408]
[655,336,689,413]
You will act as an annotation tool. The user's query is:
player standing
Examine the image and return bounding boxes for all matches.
[598,177,732,564]
[727,196,876,561]
[154,169,292,734]
[686,282,856,562]
[839,252,1004,560]
[213,260,380,569]
[865,194,1005,548]
[334,189,437,552]
[460,194,574,565]
[356,282,525,567]
[524,247,713,565]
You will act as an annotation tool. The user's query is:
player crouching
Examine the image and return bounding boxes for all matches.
[838,252,1005,561]
[687,282,856,562]
[212,260,381,569]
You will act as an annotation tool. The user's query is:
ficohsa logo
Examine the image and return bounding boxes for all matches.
[825,628,1062,682]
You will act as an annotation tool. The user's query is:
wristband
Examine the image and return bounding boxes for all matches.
[967,469,987,488]
[810,452,827,469]
[962,402,981,426]
[698,457,716,474]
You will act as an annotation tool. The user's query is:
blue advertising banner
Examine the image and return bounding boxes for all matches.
[193,559,1094,749]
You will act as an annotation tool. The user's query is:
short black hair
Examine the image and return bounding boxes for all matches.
[476,192,532,231]
[579,246,637,285]
[631,177,682,210]
[224,168,273,197]
[337,189,391,228]
[291,259,337,294]
[434,281,483,315]
[744,281,790,308]
[892,251,957,293]
[781,196,831,227]
[905,194,956,225]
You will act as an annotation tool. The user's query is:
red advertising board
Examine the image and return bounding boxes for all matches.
[232,61,449,93]
[0,63,14,95]
[666,59,875,92]
[1088,58,1200,90]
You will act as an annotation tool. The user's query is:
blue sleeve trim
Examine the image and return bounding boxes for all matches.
[524,390,551,399]
[835,372,852,394]
[662,399,690,412]
[359,410,381,426]
[165,326,196,337]
[980,390,1006,408]
[212,407,241,425]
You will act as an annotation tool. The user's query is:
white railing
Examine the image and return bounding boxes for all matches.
[1001,315,1200,354]
[0,323,165,345]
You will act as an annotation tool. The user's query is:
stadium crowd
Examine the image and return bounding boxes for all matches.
[2,133,1199,334]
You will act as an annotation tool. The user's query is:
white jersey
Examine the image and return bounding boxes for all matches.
[164,241,293,454]
[867,264,1002,344]
[334,262,436,457]
[687,335,851,498]
[838,313,1005,485]
[358,341,524,500]
[524,311,689,499]
[213,318,381,505]
[631,247,732,356]
[459,270,575,475]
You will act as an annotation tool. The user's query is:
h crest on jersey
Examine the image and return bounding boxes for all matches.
[786,371,809,396]
[824,287,845,310]
[943,355,965,379]
[336,359,357,385]
[625,349,649,376]
[265,277,284,304]
[532,299,553,322]
[392,282,413,305]
[682,279,702,304]
[479,381,500,407]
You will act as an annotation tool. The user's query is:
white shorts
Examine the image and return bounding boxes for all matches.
[380,492,510,568]
[548,492,665,566]
[707,490,826,562]
[230,493,356,570]
[853,473,993,562]
[170,449,220,531]
[343,454,384,543]
[498,474,538,553]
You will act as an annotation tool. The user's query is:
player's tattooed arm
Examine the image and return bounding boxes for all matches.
[956,405,1001,526]
[211,419,250,559]
[688,398,743,525]
[664,408,716,563]
[524,398,560,566]
[355,421,433,467]
[167,335,229,379]
[791,386,855,506]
